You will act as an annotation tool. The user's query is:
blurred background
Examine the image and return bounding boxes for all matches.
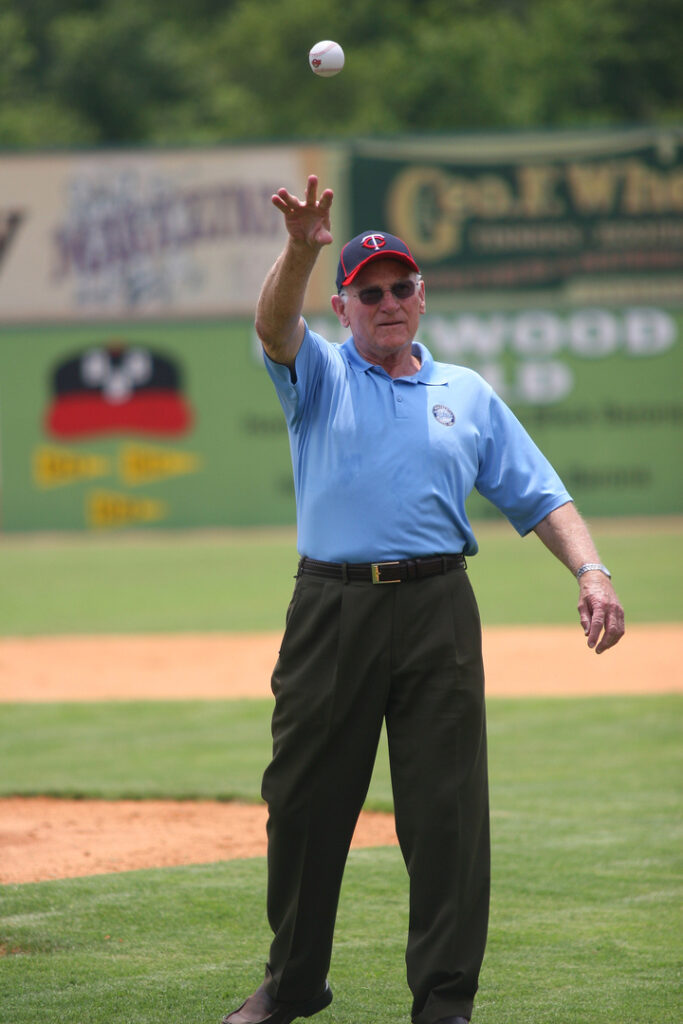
[0,0,681,533]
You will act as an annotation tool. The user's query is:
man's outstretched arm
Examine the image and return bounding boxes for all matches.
[255,175,334,368]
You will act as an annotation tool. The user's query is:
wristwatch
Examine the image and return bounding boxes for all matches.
[575,562,612,580]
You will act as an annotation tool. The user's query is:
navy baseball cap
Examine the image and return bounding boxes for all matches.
[336,231,420,291]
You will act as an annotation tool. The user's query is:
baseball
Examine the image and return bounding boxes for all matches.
[309,40,345,77]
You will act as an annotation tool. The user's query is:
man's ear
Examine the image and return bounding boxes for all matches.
[331,294,350,327]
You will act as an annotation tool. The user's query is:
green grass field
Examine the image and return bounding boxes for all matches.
[1,518,681,1023]
[1,695,680,1023]
[1,517,682,634]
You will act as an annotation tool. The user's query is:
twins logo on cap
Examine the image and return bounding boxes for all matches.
[361,234,388,251]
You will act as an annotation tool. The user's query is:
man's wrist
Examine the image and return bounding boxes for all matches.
[576,562,612,580]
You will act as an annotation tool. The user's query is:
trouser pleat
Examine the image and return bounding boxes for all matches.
[388,571,489,1022]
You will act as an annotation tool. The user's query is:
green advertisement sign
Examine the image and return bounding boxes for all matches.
[0,321,295,532]
[350,129,683,303]
[308,305,683,521]
[0,305,681,532]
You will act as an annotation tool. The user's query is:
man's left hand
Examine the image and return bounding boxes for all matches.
[578,576,625,653]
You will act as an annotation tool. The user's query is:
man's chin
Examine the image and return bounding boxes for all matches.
[374,326,409,347]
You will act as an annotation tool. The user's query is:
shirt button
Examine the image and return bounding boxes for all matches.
[397,396,403,403]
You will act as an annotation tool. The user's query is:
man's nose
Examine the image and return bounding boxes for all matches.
[378,286,400,307]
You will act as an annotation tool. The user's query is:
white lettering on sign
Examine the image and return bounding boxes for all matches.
[513,312,563,357]
[625,308,676,355]
[420,307,677,403]
[424,308,676,360]
[274,307,679,406]
[568,310,619,357]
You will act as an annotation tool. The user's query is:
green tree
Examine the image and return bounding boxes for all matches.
[0,0,680,149]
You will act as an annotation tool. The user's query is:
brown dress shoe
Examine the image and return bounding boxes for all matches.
[222,981,333,1024]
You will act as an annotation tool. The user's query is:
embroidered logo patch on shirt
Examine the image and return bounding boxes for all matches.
[432,404,456,426]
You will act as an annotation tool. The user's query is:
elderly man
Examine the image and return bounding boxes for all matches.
[222,176,624,1024]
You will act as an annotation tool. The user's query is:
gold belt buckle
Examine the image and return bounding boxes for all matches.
[371,561,401,584]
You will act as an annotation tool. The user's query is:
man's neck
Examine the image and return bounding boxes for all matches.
[356,342,422,379]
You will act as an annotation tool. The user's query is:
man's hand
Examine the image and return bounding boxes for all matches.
[272,174,334,250]
[532,502,625,655]
[578,573,625,654]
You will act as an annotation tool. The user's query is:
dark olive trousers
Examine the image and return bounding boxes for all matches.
[260,566,490,1024]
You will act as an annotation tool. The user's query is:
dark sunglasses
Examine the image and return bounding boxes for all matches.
[353,280,417,305]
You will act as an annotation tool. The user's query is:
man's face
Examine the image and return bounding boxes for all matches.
[332,258,426,368]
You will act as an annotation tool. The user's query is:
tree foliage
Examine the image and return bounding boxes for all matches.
[1,0,680,149]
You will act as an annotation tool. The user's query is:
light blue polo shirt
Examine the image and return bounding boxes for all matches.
[264,323,571,563]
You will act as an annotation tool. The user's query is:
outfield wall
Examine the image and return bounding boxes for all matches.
[0,310,680,531]
[1,129,681,531]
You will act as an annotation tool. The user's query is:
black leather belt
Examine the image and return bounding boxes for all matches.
[298,553,466,584]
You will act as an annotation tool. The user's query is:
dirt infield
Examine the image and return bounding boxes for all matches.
[2,623,680,702]
[0,798,398,885]
[1,624,681,884]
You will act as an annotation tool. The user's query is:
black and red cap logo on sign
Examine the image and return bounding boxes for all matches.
[45,342,193,439]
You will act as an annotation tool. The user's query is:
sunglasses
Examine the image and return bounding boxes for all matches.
[352,280,417,305]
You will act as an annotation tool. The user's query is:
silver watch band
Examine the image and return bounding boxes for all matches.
[576,562,612,580]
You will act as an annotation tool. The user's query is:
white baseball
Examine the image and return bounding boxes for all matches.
[308,40,345,77]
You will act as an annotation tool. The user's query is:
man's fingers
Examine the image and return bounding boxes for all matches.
[271,188,301,214]
[585,606,606,650]
[272,182,334,218]
[304,174,319,203]
[318,188,334,212]
[595,604,626,653]
[579,587,626,654]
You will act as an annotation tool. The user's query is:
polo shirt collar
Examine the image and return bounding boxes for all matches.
[342,338,448,385]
